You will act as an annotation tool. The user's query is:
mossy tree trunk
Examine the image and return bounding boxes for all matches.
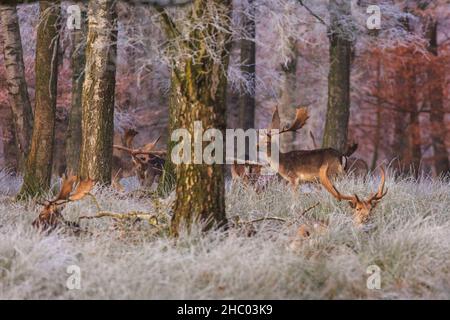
[18,1,60,198]
[79,0,117,184]
[0,4,33,171]
[322,0,352,153]
[158,0,232,236]
[65,2,87,175]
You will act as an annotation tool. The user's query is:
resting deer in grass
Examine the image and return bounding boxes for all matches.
[112,129,166,189]
[309,131,369,178]
[319,163,387,225]
[264,106,358,189]
[290,164,387,246]
[33,175,94,231]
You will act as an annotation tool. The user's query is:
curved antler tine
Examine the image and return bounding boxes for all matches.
[113,145,135,154]
[152,135,161,146]
[269,105,280,130]
[279,107,309,134]
[369,166,387,201]
[370,166,387,201]
[319,164,357,202]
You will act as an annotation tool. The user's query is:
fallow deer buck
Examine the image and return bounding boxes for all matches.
[112,129,166,190]
[264,106,358,189]
[33,175,94,231]
[290,163,388,247]
[319,163,387,225]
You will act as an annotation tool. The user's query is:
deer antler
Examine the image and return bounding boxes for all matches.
[123,128,138,148]
[368,166,388,202]
[319,164,358,203]
[142,135,161,152]
[55,174,77,201]
[69,179,95,201]
[269,106,281,130]
[279,107,309,134]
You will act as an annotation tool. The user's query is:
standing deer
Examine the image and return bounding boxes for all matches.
[112,129,166,189]
[319,163,387,225]
[309,131,369,178]
[263,106,358,189]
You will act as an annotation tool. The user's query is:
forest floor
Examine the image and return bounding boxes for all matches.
[0,169,449,299]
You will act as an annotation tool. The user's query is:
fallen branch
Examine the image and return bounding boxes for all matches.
[78,211,160,228]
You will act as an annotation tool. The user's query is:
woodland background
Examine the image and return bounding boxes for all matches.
[0,0,449,178]
[0,0,450,300]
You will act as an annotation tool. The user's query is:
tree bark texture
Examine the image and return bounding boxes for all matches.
[65,3,87,175]
[79,0,117,184]
[322,0,352,153]
[0,4,33,171]
[19,1,60,198]
[159,0,232,235]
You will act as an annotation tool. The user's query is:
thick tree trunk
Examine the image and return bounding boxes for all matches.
[18,1,60,198]
[322,0,352,153]
[279,38,298,152]
[65,3,87,175]
[79,0,117,184]
[238,0,255,131]
[426,20,449,177]
[159,0,231,235]
[0,4,33,171]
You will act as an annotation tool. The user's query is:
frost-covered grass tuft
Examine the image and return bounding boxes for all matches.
[0,170,449,299]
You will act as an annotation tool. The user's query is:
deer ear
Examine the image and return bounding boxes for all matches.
[348,201,356,208]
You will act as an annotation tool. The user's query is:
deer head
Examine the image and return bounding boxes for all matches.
[319,164,388,225]
[33,175,94,230]
[114,134,166,186]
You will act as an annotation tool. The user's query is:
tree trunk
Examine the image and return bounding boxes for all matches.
[426,20,449,177]
[407,67,421,178]
[79,0,117,184]
[322,0,352,153]
[158,0,231,235]
[157,72,178,196]
[18,1,60,198]
[370,57,382,171]
[1,113,18,171]
[65,3,87,175]
[238,0,255,131]
[0,4,33,171]
[279,38,298,152]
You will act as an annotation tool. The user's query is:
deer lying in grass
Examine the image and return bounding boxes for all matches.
[290,164,387,245]
[319,163,387,225]
[33,175,94,231]
[112,129,166,190]
[309,131,369,178]
[264,106,358,189]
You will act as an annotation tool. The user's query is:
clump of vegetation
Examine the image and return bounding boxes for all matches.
[0,170,449,299]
